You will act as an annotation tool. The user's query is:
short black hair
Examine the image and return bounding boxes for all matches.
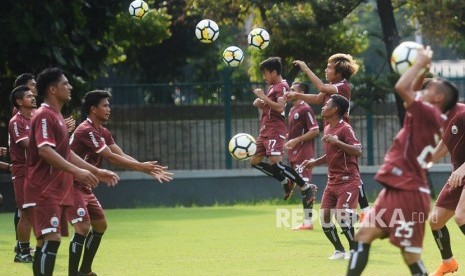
[82,90,112,116]
[259,57,282,75]
[435,78,459,113]
[330,94,350,117]
[36,67,65,99]
[10,85,30,108]
[14,73,34,88]
[291,82,308,93]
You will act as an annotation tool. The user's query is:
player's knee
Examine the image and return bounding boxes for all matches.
[454,213,465,226]
[402,251,421,265]
[74,221,91,235]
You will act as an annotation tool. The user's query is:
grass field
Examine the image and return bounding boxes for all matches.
[1,203,464,275]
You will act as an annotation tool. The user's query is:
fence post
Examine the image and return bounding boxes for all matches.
[223,68,233,169]
[366,111,374,165]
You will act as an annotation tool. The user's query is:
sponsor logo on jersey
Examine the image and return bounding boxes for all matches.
[41,119,48,139]
[294,113,299,120]
[50,216,59,227]
[13,122,19,137]
[88,132,99,147]
[452,125,458,135]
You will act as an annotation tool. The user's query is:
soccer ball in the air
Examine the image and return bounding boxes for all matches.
[248,28,270,50]
[390,41,423,75]
[195,19,219,43]
[129,0,149,19]
[228,133,257,161]
[223,46,244,67]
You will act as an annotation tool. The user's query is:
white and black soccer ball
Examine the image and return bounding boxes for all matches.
[247,28,270,50]
[390,41,423,75]
[195,19,219,43]
[129,0,149,19]
[228,133,257,161]
[223,46,244,67]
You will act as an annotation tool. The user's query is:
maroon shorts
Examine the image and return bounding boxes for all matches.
[32,205,69,238]
[368,187,430,253]
[255,135,285,157]
[67,189,105,225]
[290,161,312,182]
[12,175,25,209]
[435,183,465,211]
[321,182,359,210]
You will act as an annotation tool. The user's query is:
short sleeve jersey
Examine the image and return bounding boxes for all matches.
[441,103,465,170]
[70,118,115,191]
[323,120,361,185]
[323,79,351,105]
[259,80,289,138]
[287,102,319,162]
[25,104,74,206]
[375,100,445,191]
[8,112,31,177]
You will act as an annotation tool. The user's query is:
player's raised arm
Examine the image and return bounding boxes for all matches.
[69,150,119,187]
[394,46,433,108]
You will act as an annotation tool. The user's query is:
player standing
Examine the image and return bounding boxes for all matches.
[67,90,173,276]
[303,94,361,259]
[25,67,119,276]
[251,57,316,211]
[286,54,371,220]
[346,47,459,276]
[285,82,320,230]
[8,85,36,263]
[427,101,465,276]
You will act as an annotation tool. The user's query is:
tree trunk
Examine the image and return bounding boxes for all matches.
[377,0,405,127]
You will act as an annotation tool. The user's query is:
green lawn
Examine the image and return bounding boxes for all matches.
[1,204,464,275]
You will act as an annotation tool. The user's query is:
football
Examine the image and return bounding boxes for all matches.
[129,0,149,19]
[223,46,244,67]
[228,133,257,161]
[195,19,219,43]
[247,28,270,50]
[390,41,423,75]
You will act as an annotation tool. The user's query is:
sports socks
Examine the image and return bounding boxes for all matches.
[33,240,60,276]
[80,230,104,274]
[274,162,306,188]
[69,233,86,276]
[14,208,20,247]
[19,241,31,255]
[340,219,356,251]
[459,224,465,235]
[358,183,370,210]
[408,260,427,276]
[322,225,345,252]
[432,226,453,260]
[346,242,370,276]
[252,162,286,182]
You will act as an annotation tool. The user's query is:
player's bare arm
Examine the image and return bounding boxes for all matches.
[430,139,449,164]
[293,60,338,95]
[448,162,465,188]
[39,145,99,188]
[322,134,362,157]
[285,128,319,149]
[394,46,433,108]
[302,154,326,169]
[253,98,266,109]
[108,143,137,161]
[0,161,12,171]
[284,91,325,105]
[69,150,119,187]
[253,88,285,113]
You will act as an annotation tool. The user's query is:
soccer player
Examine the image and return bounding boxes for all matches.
[25,67,119,276]
[285,82,320,230]
[251,57,316,211]
[427,102,465,275]
[302,94,361,259]
[286,54,371,221]
[346,46,459,276]
[8,85,36,263]
[68,90,173,276]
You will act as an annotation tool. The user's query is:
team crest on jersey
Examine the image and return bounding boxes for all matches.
[77,207,86,217]
[59,121,63,126]
[451,125,458,135]
[50,216,59,227]
[294,113,299,120]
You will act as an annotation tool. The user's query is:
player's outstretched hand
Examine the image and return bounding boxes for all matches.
[75,168,100,189]
[0,147,7,157]
[284,91,297,101]
[301,159,315,169]
[284,138,298,150]
[293,60,310,71]
[253,98,266,109]
[415,46,433,69]
[151,169,174,183]
[448,166,465,188]
[95,169,119,187]
[142,161,174,183]
[65,116,76,133]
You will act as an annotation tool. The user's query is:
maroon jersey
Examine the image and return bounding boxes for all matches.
[323,79,351,105]
[324,120,361,186]
[375,100,445,191]
[442,103,465,170]
[70,118,115,192]
[8,112,31,177]
[287,101,319,163]
[25,104,74,206]
[259,80,288,138]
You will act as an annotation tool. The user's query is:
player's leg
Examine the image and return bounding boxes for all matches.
[335,185,359,253]
[14,208,20,254]
[292,163,315,230]
[250,140,287,184]
[79,195,107,275]
[402,251,427,276]
[358,180,370,221]
[68,190,91,276]
[15,208,33,263]
[321,188,346,259]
